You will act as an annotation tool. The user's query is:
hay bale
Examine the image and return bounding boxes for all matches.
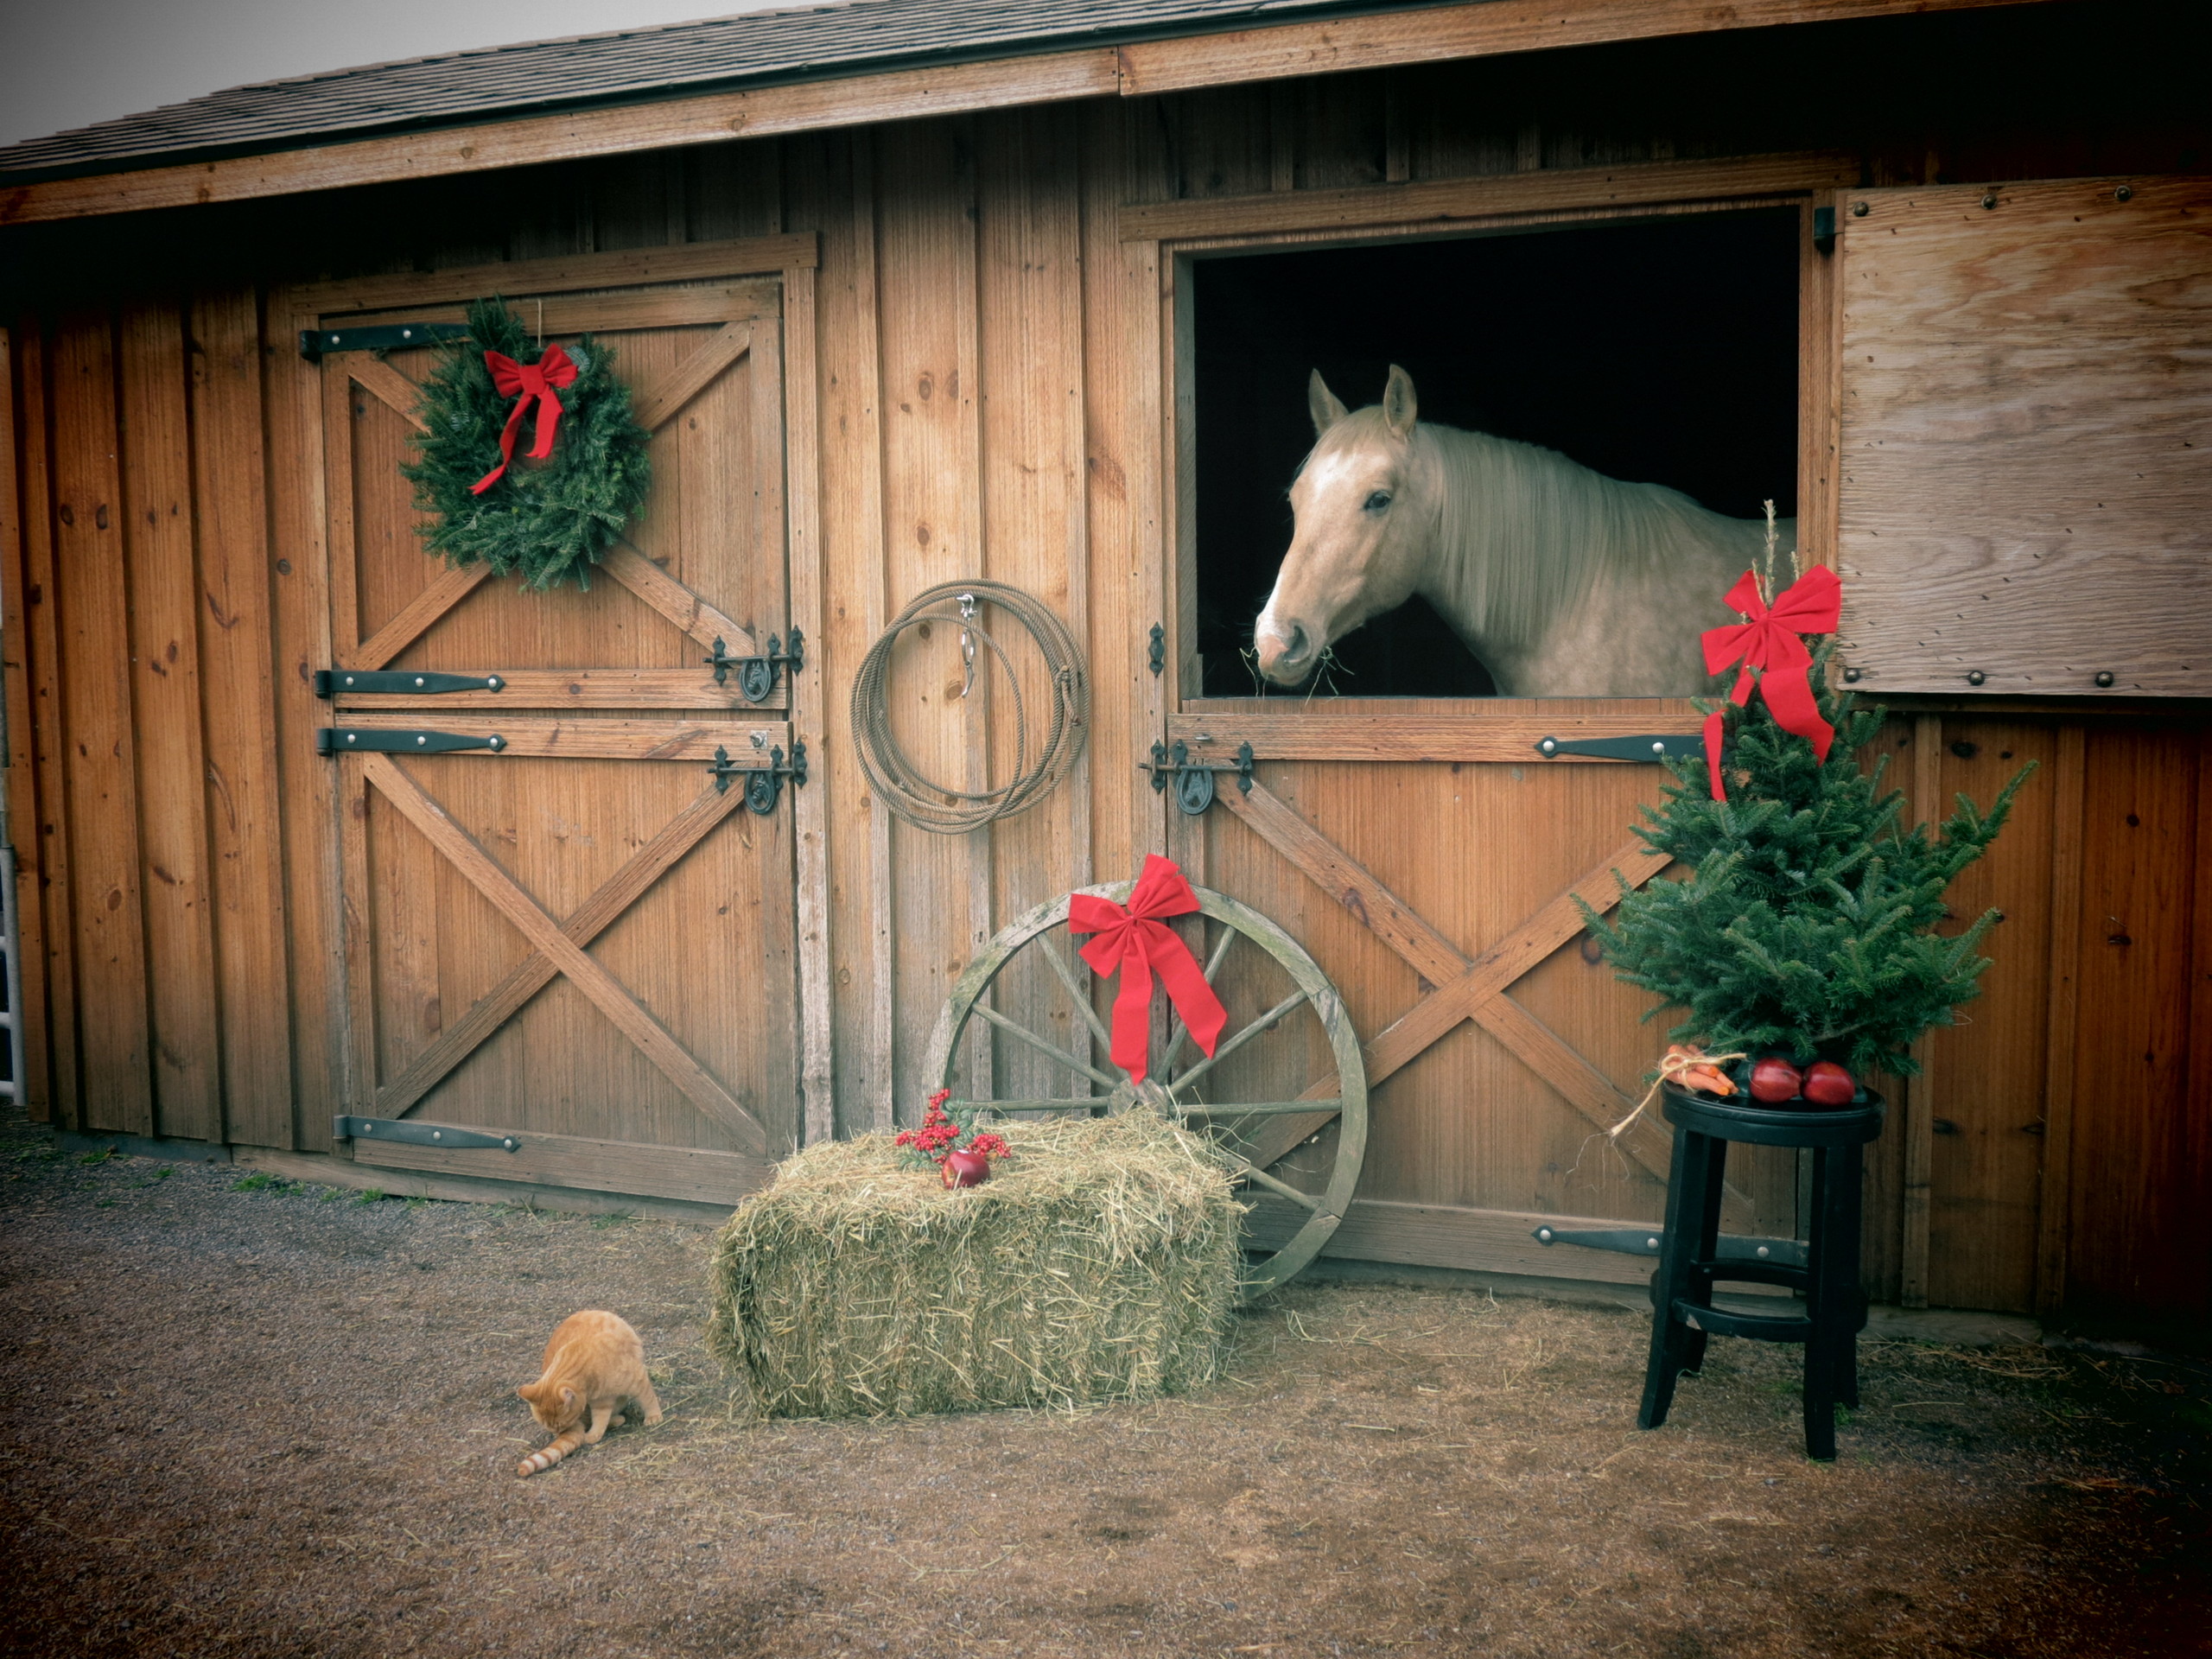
[705,1109,1243,1417]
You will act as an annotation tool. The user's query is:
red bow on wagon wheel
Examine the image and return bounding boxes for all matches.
[469,343,580,495]
[1069,855,1229,1086]
[1699,563,1843,803]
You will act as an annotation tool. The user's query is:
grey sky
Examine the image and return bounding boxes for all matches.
[0,0,810,149]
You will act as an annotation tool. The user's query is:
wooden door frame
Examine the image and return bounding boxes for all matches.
[272,230,835,1160]
[1125,152,1859,1284]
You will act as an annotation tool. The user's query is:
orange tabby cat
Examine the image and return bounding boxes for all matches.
[515,1309,662,1477]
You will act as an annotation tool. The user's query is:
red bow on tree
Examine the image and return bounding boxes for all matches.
[1699,564,1844,802]
[469,344,580,495]
[1069,855,1228,1086]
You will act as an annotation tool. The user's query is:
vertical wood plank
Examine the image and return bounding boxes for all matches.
[1078,101,1168,887]
[828,133,897,1136]
[778,270,836,1147]
[1923,718,2054,1314]
[1898,711,1942,1306]
[949,119,996,1111]
[1161,245,1198,885]
[877,118,988,1122]
[976,105,1093,1096]
[2184,734,2212,1326]
[335,753,377,1116]
[116,299,223,1142]
[11,323,77,1127]
[2064,724,2202,1321]
[749,313,806,1154]
[2034,722,2086,1313]
[1797,191,1840,572]
[0,327,52,1123]
[49,309,155,1135]
[0,323,54,1120]
[191,289,296,1148]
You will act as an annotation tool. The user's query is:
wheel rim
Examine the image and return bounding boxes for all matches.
[923,882,1368,1299]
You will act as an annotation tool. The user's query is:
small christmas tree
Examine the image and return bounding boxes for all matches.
[1582,563,2031,1084]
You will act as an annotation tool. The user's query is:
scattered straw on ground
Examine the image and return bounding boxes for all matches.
[706,1110,1243,1418]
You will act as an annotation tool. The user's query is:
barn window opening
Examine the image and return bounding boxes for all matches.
[1192,209,1801,698]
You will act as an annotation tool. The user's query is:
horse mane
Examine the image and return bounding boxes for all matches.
[1414,422,1715,652]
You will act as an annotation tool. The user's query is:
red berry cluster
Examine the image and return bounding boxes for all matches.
[894,1089,1010,1166]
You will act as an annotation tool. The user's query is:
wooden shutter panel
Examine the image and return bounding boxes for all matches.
[1834,175,2212,696]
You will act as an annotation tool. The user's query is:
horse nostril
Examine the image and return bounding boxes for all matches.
[1285,624,1308,661]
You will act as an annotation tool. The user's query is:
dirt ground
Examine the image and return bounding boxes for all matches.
[3,1114,2207,1659]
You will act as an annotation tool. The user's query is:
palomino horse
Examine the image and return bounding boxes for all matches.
[1253,367,1789,696]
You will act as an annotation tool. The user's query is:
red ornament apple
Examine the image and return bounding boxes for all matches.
[1748,1057,1803,1104]
[941,1147,993,1188]
[1801,1060,1857,1106]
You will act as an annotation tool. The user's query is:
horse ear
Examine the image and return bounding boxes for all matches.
[1308,371,1350,437]
[1382,365,1418,441]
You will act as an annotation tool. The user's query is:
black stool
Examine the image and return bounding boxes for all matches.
[1638,1083,1885,1460]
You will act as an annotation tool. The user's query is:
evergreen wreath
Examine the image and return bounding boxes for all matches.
[400,297,652,591]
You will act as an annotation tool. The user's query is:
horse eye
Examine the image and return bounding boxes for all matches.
[1364,491,1393,512]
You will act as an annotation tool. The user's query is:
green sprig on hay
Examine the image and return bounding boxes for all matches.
[707,1110,1244,1418]
[400,296,651,591]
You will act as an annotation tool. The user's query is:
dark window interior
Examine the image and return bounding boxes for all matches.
[1192,209,1802,697]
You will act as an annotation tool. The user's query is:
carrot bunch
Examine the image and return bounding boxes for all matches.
[1662,1043,1736,1097]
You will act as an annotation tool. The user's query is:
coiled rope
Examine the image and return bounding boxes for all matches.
[850,579,1088,835]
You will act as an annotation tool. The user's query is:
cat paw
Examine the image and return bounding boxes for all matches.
[644,1410,664,1427]
[609,1414,626,1427]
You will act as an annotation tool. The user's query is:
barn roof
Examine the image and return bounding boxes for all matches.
[0,0,1373,182]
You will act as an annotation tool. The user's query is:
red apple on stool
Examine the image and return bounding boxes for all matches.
[1748,1057,1803,1104]
[1801,1061,1858,1106]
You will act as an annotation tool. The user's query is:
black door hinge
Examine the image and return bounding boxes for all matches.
[1147,623,1166,677]
[1812,204,1838,254]
[1534,733,1704,762]
[332,1115,519,1151]
[706,630,804,702]
[1532,1223,1806,1269]
[1144,739,1253,817]
[712,737,808,814]
[315,669,505,697]
[300,321,471,361]
[317,728,506,756]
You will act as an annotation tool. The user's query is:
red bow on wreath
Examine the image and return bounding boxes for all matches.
[470,344,580,495]
[1070,855,1228,1086]
[1699,563,1844,802]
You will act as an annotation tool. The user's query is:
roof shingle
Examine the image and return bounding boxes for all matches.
[0,0,1389,181]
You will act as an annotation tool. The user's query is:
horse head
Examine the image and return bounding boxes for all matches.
[1254,365,1434,686]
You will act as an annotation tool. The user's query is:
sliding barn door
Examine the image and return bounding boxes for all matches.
[1833,175,2212,695]
[1172,698,1800,1288]
[303,257,808,1207]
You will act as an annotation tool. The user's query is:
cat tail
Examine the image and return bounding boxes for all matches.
[518,1426,588,1478]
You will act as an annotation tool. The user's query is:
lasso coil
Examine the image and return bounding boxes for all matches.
[849,580,1088,835]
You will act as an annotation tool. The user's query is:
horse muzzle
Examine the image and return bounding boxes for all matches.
[1254,620,1319,684]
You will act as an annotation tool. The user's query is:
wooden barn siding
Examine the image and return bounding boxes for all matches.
[3,5,2208,1317]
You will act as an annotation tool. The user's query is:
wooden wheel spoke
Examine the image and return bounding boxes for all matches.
[971,1000,1124,1093]
[949,1097,1106,1115]
[1221,1154,1325,1211]
[1161,922,1240,1076]
[1034,933,1114,1055]
[1180,1098,1343,1119]
[1168,988,1308,1096]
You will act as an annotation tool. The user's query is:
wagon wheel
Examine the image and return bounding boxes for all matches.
[923,882,1368,1299]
